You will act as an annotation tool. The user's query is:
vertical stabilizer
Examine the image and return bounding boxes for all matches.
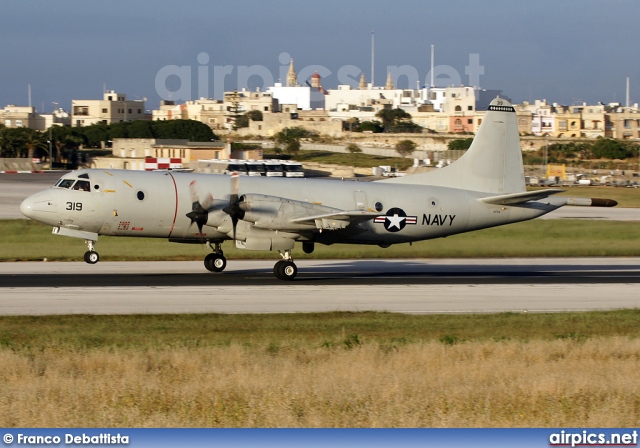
[381,98,525,194]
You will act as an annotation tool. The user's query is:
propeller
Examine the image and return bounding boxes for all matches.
[222,172,245,240]
[186,180,214,241]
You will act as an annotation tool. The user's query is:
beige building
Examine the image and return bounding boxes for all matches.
[72,90,147,127]
[514,102,534,135]
[238,109,342,137]
[1,105,38,129]
[105,138,228,170]
[552,106,581,138]
[152,92,277,132]
[1,105,70,131]
[577,104,607,138]
[608,109,640,139]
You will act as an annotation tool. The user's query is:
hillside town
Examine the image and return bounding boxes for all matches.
[2,59,640,177]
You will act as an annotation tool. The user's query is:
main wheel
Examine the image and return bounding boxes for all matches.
[204,253,226,272]
[84,251,99,264]
[273,260,286,277]
[274,260,297,281]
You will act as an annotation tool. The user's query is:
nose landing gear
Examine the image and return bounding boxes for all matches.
[83,239,99,264]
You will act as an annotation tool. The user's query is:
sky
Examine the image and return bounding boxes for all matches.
[2,0,640,112]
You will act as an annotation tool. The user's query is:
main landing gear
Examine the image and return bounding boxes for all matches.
[83,239,99,264]
[274,249,297,281]
[204,241,227,272]
[202,243,298,280]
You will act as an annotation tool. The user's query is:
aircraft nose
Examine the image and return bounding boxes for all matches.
[20,191,56,221]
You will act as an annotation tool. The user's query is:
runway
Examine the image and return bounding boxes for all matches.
[1,258,639,315]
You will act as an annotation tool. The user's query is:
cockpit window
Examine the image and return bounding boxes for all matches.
[72,180,91,192]
[56,179,75,189]
[78,173,89,179]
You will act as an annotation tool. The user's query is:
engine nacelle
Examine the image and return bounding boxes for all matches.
[238,194,336,230]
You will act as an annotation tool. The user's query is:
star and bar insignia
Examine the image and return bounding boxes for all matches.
[374,207,417,232]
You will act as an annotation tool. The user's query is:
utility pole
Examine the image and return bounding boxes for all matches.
[544,136,548,180]
[371,31,375,88]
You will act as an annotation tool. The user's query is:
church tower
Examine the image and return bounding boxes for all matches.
[385,72,395,90]
[359,72,367,90]
[286,59,297,87]
[311,71,321,89]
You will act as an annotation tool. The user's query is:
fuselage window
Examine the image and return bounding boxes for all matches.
[137,191,145,201]
[56,179,75,189]
[72,180,91,192]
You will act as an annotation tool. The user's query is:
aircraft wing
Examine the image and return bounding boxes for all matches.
[290,210,380,230]
[480,189,564,205]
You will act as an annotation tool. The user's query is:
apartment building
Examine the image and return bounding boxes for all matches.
[71,90,147,127]
[608,108,640,139]
[1,105,70,130]
[1,105,38,129]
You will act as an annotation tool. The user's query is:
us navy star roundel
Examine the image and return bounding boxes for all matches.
[374,207,418,232]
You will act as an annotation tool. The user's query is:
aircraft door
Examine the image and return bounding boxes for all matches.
[354,190,368,211]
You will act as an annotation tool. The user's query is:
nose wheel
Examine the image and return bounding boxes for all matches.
[204,241,227,272]
[84,251,99,264]
[83,240,99,264]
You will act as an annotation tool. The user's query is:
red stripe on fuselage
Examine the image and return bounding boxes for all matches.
[167,172,180,237]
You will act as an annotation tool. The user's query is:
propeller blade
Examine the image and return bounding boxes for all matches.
[201,192,214,211]
[221,172,244,241]
[230,172,239,198]
[185,179,215,243]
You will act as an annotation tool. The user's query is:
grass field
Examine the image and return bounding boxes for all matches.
[2,218,640,262]
[1,311,639,427]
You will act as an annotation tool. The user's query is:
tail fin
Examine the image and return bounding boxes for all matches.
[381,97,525,194]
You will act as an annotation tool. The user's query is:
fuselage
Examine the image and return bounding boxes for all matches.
[20,168,561,247]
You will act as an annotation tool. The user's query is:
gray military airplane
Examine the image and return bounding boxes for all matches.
[20,98,616,280]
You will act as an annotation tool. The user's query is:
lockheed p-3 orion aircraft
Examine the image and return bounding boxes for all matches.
[20,98,616,280]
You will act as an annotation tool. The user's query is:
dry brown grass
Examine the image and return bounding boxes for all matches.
[1,337,639,427]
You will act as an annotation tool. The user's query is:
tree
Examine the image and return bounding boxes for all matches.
[234,114,249,129]
[357,120,384,133]
[395,139,417,158]
[448,138,474,151]
[246,110,263,122]
[81,124,111,148]
[128,120,155,138]
[227,90,243,130]
[591,138,634,159]
[152,120,217,141]
[376,108,414,132]
[275,127,316,154]
[23,130,47,159]
[346,143,362,154]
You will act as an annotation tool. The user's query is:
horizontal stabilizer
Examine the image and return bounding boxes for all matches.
[481,189,564,205]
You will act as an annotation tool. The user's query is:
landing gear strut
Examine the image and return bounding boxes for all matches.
[204,241,226,272]
[83,239,99,264]
[274,249,297,280]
